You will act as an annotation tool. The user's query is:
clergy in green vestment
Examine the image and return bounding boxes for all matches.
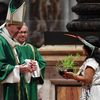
[0,23,46,100]
[0,0,46,100]
[16,43,46,100]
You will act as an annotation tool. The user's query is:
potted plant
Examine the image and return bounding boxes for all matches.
[56,53,80,76]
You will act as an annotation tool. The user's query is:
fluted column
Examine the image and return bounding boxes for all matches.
[66,0,100,32]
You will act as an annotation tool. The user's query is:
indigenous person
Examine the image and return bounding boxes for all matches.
[15,23,46,100]
[63,35,100,100]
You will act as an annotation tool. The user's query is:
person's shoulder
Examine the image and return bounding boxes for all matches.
[85,58,99,70]
[26,43,37,49]
[0,32,4,39]
[86,58,99,67]
[0,34,6,44]
[86,58,96,63]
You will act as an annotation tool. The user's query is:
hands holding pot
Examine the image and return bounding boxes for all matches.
[59,70,77,80]
[62,71,74,79]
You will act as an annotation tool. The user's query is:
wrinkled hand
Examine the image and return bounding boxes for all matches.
[20,62,37,74]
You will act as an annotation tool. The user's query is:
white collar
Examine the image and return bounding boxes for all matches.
[2,27,12,38]
[1,28,18,48]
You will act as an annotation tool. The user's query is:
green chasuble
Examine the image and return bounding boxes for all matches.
[0,33,46,100]
[0,35,19,100]
[16,43,46,100]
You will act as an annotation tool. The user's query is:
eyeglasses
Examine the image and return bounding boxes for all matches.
[18,31,28,34]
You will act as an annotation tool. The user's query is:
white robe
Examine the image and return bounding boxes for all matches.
[78,58,100,100]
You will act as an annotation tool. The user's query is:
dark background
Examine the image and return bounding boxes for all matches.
[44,31,100,45]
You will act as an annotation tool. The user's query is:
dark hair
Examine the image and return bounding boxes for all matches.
[83,35,100,64]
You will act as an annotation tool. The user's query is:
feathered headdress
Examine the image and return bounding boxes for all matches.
[64,34,100,56]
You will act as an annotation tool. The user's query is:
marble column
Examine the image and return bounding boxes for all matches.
[66,0,100,32]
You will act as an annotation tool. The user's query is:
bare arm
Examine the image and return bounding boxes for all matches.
[63,66,95,85]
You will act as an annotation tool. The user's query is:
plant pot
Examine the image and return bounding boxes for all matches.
[58,68,74,76]
[67,68,73,72]
[58,70,65,76]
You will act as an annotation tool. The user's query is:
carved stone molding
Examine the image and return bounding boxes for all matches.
[67,20,100,32]
[72,3,100,15]
[66,0,100,32]
[76,0,100,3]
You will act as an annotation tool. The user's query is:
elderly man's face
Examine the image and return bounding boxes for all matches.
[7,23,22,38]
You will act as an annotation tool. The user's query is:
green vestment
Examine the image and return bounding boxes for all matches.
[0,33,46,100]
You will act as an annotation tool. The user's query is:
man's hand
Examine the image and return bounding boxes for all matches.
[19,63,37,74]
